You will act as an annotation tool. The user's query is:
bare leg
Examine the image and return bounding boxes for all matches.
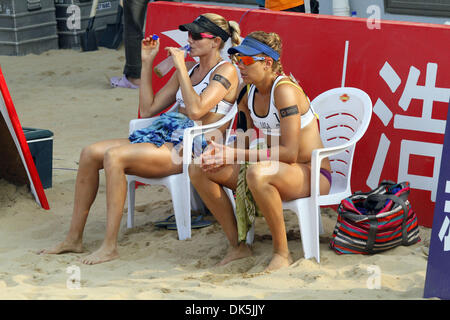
[246,161,330,272]
[39,139,129,255]
[81,142,182,265]
[189,164,252,265]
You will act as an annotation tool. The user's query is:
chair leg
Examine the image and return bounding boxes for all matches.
[296,201,320,263]
[168,177,191,240]
[319,211,325,235]
[127,177,136,228]
[246,224,255,246]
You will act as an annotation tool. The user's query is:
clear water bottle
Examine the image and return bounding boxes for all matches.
[154,45,190,78]
[351,11,357,17]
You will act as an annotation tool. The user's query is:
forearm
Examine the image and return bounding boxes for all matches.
[232,147,267,163]
[177,66,202,120]
[232,145,296,164]
[138,60,157,118]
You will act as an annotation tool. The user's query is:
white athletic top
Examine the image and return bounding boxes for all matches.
[175,60,234,115]
[248,76,315,136]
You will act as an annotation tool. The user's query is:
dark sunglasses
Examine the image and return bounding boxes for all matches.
[188,31,216,41]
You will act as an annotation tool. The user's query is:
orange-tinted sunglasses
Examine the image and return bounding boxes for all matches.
[236,55,266,66]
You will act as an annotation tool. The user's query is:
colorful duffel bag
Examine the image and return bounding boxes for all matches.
[330,181,420,254]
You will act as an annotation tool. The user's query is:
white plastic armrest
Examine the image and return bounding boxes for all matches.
[187,106,237,137]
[129,118,158,135]
[129,104,179,134]
[313,137,359,160]
[182,106,237,165]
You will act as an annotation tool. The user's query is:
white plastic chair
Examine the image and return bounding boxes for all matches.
[225,87,372,262]
[126,104,237,240]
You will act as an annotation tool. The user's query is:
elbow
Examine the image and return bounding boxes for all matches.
[188,111,203,121]
[185,106,204,121]
[286,153,298,164]
[139,108,150,118]
[139,101,153,118]
[278,149,297,164]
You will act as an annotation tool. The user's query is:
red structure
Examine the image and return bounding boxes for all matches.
[146,2,450,227]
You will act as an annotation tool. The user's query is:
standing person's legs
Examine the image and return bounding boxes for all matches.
[283,4,305,12]
[111,0,149,88]
[123,0,150,83]
[310,0,319,13]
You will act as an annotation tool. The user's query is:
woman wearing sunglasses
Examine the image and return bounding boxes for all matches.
[39,13,241,265]
[189,31,331,271]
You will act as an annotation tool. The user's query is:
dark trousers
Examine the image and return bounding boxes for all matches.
[283,4,305,12]
[310,0,319,14]
[123,0,150,79]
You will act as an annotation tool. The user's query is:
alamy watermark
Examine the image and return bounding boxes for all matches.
[366,265,381,289]
[169,127,281,175]
[66,265,81,290]
[66,5,81,31]
[366,5,381,30]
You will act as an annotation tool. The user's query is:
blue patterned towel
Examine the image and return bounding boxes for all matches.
[129,111,207,156]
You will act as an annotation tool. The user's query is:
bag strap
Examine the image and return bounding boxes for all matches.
[365,193,410,246]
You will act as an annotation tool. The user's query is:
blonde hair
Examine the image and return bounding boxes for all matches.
[245,31,299,84]
[201,13,241,49]
[247,31,284,73]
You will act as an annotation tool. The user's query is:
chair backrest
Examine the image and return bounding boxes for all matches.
[310,87,372,193]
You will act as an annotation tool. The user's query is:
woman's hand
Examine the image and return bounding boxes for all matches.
[200,140,234,172]
[165,47,187,70]
[141,36,160,63]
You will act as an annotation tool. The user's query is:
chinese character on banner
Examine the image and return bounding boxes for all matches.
[367,62,450,203]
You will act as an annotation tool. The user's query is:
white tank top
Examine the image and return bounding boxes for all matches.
[175,60,234,115]
[248,76,315,136]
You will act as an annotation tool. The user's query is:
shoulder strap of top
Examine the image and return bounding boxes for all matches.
[275,80,303,92]
[274,78,319,120]
[188,63,199,76]
[209,60,228,74]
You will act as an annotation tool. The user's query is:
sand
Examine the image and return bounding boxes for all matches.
[0,47,433,300]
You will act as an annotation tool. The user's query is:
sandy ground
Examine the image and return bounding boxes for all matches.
[0,47,433,300]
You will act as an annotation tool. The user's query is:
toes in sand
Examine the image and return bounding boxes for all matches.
[217,243,252,266]
[264,252,293,272]
[80,247,119,265]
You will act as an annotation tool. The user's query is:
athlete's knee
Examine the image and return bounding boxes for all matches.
[246,163,269,190]
[103,147,125,171]
[188,164,204,185]
[79,143,104,165]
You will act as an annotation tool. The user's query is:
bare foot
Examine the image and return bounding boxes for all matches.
[217,243,252,266]
[264,252,293,272]
[80,246,119,265]
[38,240,83,255]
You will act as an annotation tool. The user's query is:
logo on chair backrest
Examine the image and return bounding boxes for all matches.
[340,94,350,102]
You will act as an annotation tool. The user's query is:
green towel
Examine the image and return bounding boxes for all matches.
[235,162,263,243]
[235,139,267,242]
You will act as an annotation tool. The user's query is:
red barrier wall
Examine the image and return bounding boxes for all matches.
[146,2,450,227]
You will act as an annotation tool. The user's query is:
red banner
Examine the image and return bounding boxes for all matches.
[146,2,450,227]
